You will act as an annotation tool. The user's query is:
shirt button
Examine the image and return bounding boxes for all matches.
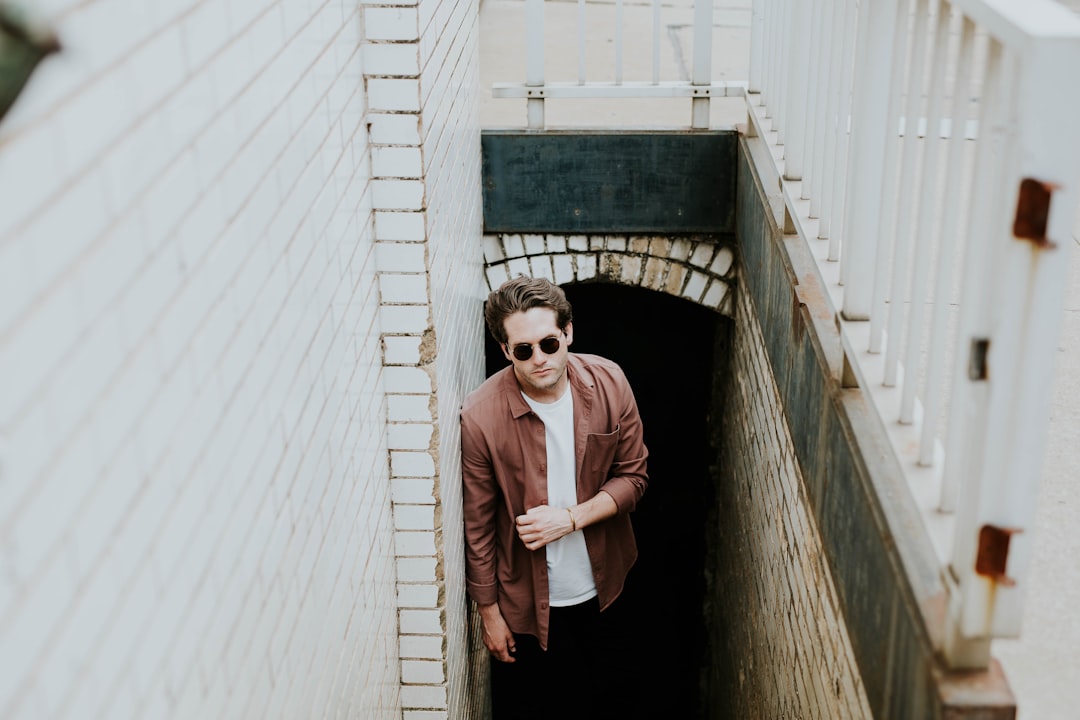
[540,601,548,609]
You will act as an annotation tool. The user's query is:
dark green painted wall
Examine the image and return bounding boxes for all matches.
[481,130,737,234]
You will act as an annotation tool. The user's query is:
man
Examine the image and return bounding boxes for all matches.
[460,276,648,719]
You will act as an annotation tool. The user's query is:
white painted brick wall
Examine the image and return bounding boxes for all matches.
[363,0,485,714]
[0,1,412,718]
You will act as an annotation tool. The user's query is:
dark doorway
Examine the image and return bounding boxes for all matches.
[484,281,725,718]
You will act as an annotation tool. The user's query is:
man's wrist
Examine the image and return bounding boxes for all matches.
[566,507,577,532]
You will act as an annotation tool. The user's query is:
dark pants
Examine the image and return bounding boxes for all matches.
[490,596,637,720]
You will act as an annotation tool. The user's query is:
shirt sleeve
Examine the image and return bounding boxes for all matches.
[460,410,500,606]
[598,368,649,513]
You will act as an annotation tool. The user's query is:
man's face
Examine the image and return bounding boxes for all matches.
[501,307,573,402]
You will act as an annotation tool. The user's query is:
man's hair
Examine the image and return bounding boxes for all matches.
[484,276,574,345]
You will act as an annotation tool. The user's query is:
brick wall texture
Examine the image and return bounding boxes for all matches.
[707,276,872,718]
[0,0,484,718]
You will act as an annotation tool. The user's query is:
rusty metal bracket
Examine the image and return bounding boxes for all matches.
[1013,177,1059,249]
[974,524,1023,586]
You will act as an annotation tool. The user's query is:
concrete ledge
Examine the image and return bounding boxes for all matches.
[736,133,1016,719]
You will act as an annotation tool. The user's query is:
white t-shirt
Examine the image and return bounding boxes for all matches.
[522,386,598,606]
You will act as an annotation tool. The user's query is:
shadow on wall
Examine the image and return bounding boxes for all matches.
[484,281,731,718]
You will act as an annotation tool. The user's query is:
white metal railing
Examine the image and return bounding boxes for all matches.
[492,0,746,128]
[747,0,1080,669]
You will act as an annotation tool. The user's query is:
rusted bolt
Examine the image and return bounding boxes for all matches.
[974,524,1022,586]
[1013,178,1059,249]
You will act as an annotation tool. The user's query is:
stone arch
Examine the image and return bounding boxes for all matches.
[481,234,737,317]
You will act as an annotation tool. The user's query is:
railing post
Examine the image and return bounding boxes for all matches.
[839,0,900,320]
[691,0,714,128]
[946,27,1080,667]
[526,0,545,128]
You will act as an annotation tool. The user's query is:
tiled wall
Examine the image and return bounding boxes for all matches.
[1,1,483,719]
[706,278,872,718]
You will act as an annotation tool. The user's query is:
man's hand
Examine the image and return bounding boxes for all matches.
[478,603,516,662]
[515,504,575,551]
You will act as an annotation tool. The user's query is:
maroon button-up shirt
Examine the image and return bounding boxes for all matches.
[461,352,649,649]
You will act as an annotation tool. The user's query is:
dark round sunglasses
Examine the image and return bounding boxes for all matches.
[506,335,562,362]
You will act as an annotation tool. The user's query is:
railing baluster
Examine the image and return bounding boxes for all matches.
[765,0,779,117]
[901,1,951,423]
[922,15,977,468]
[616,0,624,85]
[941,39,1006,513]
[692,0,713,128]
[776,0,792,145]
[819,0,844,240]
[869,0,916,354]
[749,0,765,93]
[806,0,828,209]
[784,0,808,179]
[828,0,858,262]
[841,0,901,318]
[652,0,661,85]
[578,0,587,85]
[526,0,545,128]
[884,0,931,381]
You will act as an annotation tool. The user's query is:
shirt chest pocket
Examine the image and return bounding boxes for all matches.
[583,424,620,475]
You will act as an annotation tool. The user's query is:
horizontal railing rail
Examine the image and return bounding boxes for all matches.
[747,0,1080,669]
[491,0,747,128]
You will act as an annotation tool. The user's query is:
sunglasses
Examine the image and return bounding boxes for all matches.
[506,335,562,362]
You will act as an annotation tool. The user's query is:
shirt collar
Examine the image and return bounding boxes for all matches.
[505,353,593,418]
